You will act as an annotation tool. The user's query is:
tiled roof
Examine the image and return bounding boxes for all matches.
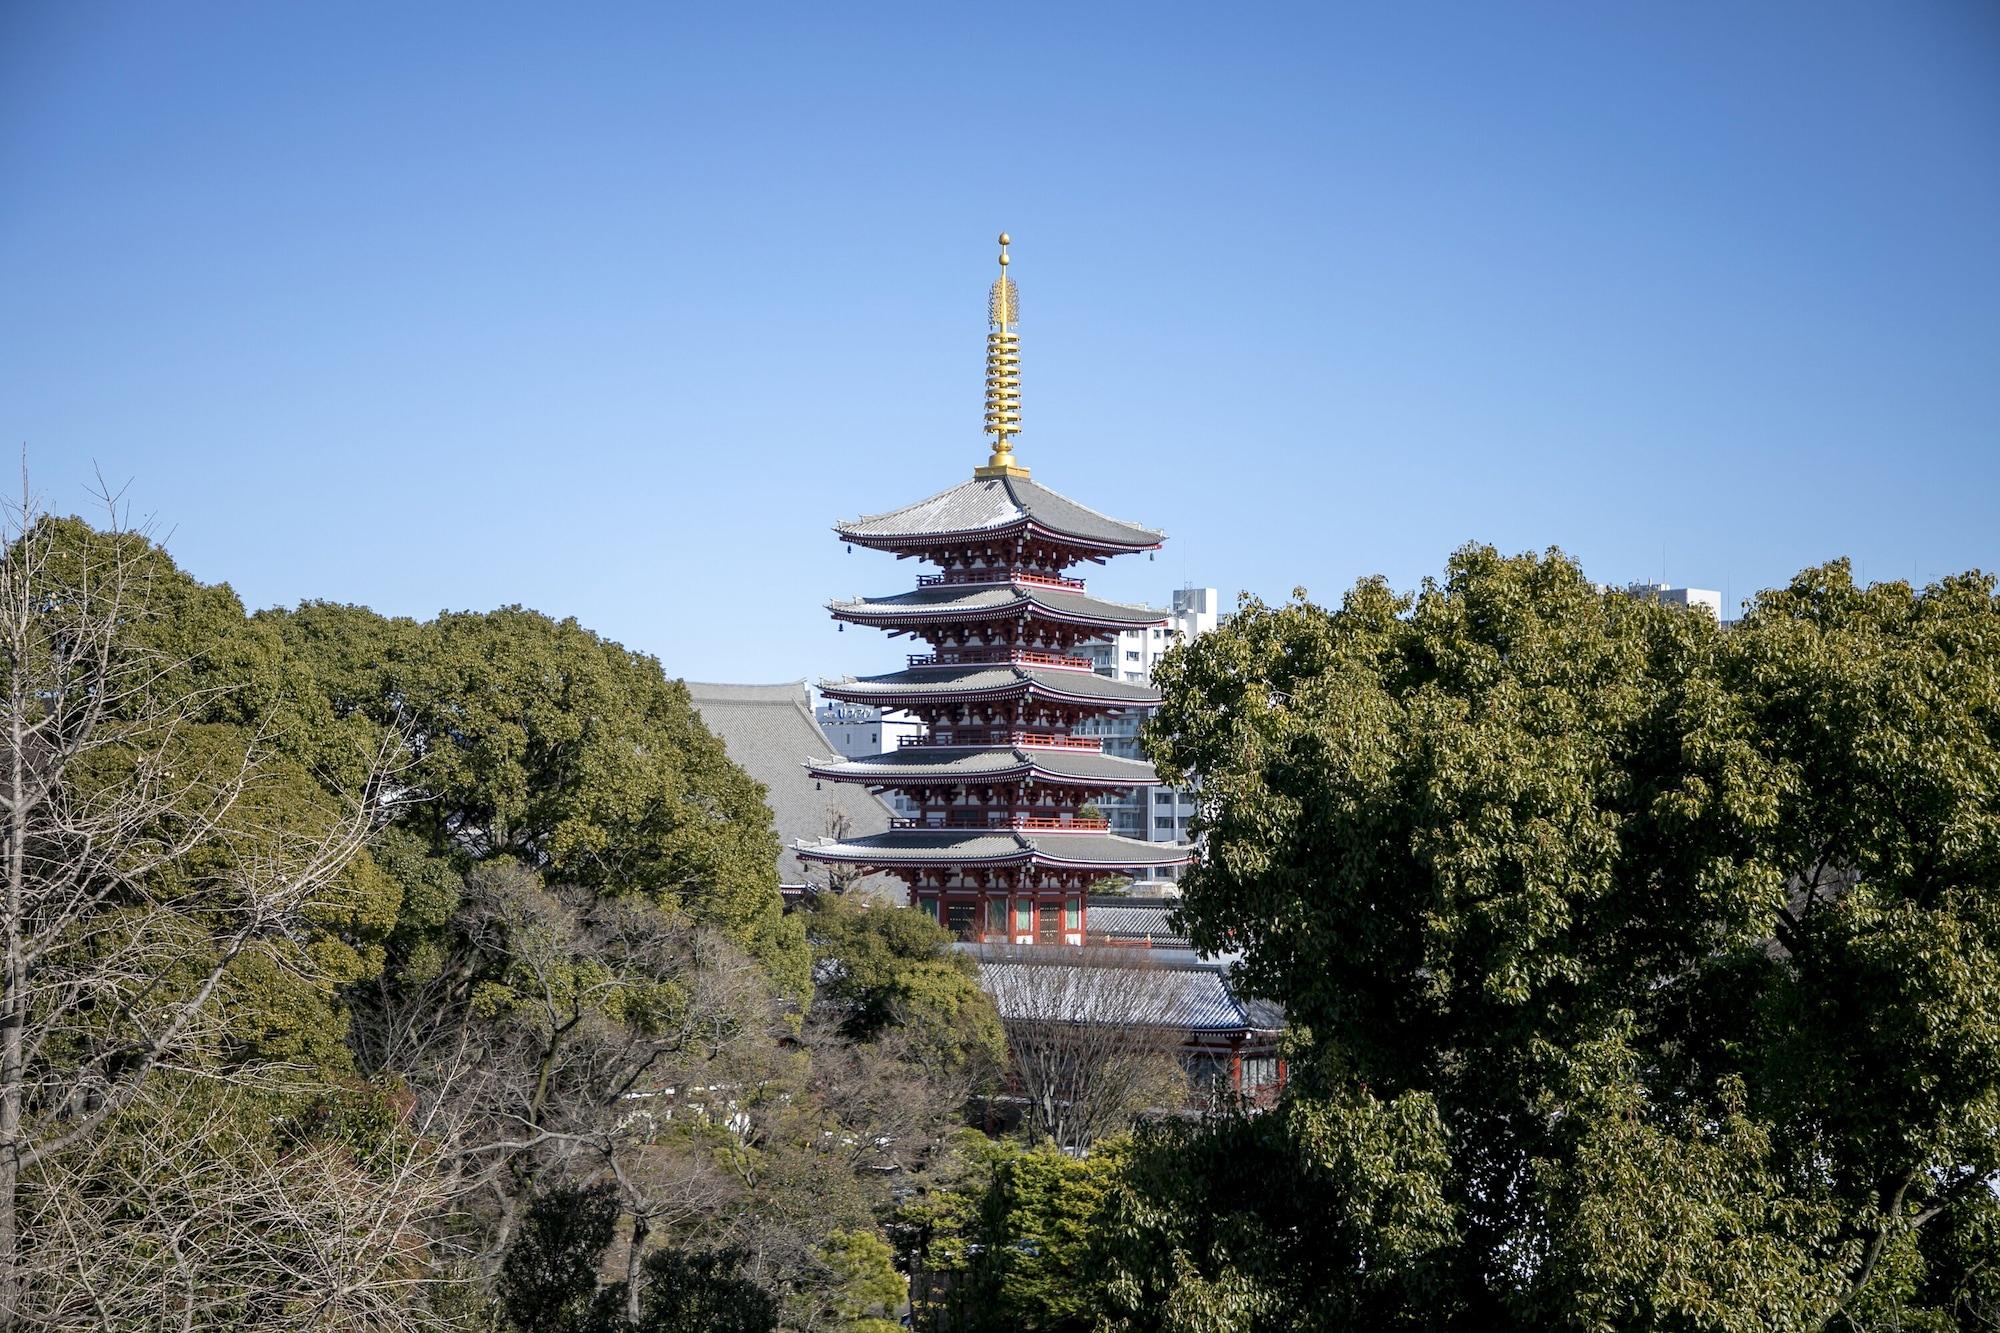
[821,663,1161,708]
[829,584,1168,631]
[685,681,894,890]
[836,474,1163,553]
[1085,900,1191,948]
[796,827,1191,870]
[806,745,1160,786]
[963,945,1283,1034]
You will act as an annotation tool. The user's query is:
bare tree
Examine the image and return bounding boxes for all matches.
[17,1077,460,1332]
[348,859,790,1294]
[978,948,1190,1149]
[0,489,397,1328]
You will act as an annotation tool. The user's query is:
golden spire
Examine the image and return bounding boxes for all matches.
[975,231,1029,479]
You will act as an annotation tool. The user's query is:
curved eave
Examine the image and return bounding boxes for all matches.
[820,668,1161,711]
[796,830,1191,871]
[835,519,1162,560]
[828,589,1168,633]
[831,475,1165,556]
[803,747,1162,788]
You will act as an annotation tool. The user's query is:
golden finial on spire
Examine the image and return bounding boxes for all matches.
[976,231,1028,479]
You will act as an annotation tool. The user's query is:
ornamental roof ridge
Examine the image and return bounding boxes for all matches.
[802,745,1162,785]
[833,473,1163,552]
[827,583,1169,628]
[819,663,1162,707]
[795,826,1192,870]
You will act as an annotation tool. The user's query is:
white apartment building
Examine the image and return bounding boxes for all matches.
[1624,582,1724,618]
[814,699,926,819]
[814,699,925,760]
[1077,586,1222,888]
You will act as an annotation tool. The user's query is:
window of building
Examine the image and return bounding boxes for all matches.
[1183,1052,1232,1089]
[1242,1057,1280,1091]
[1125,650,1140,662]
[945,902,979,938]
[1013,900,1032,934]
[1064,898,1081,931]
[1155,816,1175,830]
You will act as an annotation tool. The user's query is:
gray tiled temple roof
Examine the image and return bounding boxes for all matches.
[806,744,1158,786]
[964,945,1284,1034]
[821,663,1161,708]
[685,681,894,890]
[829,583,1167,630]
[1085,899,1191,947]
[796,827,1191,870]
[835,474,1163,553]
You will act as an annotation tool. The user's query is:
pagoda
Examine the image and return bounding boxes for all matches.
[798,235,1191,943]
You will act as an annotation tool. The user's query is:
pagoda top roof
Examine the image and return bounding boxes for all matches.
[805,744,1161,787]
[795,827,1190,871]
[820,662,1161,709]
[830,583,1167,632]
[835,473,1163,555]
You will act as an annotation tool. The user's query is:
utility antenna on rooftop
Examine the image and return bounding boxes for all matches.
[976,232,1028,479]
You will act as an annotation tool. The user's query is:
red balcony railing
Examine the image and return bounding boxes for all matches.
[1007,731,1104,751]
[889,815,1110,832]
[913,570,1088,592]
[906,647,1095,671]
[898,730,1103,751]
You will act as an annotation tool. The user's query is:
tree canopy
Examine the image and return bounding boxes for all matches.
[1140,547,2000,1329]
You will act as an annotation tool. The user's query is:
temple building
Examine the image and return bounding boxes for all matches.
[686,681,896,900]
[797,235,1192,942]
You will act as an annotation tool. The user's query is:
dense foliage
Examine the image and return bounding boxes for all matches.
[16,507,1997,1332]
[1137,547,2000,1330]
[6,515,999,1330]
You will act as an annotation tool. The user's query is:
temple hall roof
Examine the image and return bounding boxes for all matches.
[835,474,1163,554]
[820,662,1161,709]
[805,744,1161,787]
[795,827,1191,871]
[829,583,1167,631]
[1085,897,1193,948]
[685,681,895,891]
[962,944,1285,1034]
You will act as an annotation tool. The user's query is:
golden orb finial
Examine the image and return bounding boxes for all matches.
[975,231,1028,479]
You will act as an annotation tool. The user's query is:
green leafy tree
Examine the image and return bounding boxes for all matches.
[817,1228,905,1332]
[630,1246,778,1333]
[1141,547,2000,1329]
[497,1183,625,1333]
[0,511,417,1328]
[806,893,1004,1072]
[271,602,808,998]
[905,1136,1130,1333]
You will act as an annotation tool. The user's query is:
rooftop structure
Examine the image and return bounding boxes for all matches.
[1625,581,1724,618]
[798,236,1193,942]
[963,942,1284,1098]
[685,681,895,895]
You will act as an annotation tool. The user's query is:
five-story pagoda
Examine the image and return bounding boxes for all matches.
[798,235,1190,943]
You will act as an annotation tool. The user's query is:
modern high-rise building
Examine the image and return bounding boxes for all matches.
[813,699,925,762]
[796,235,1191,942]
[1077,587,1220,882]
[1625,582,1724,618]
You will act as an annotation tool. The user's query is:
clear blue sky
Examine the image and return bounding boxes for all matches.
[4,3,1996,682]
